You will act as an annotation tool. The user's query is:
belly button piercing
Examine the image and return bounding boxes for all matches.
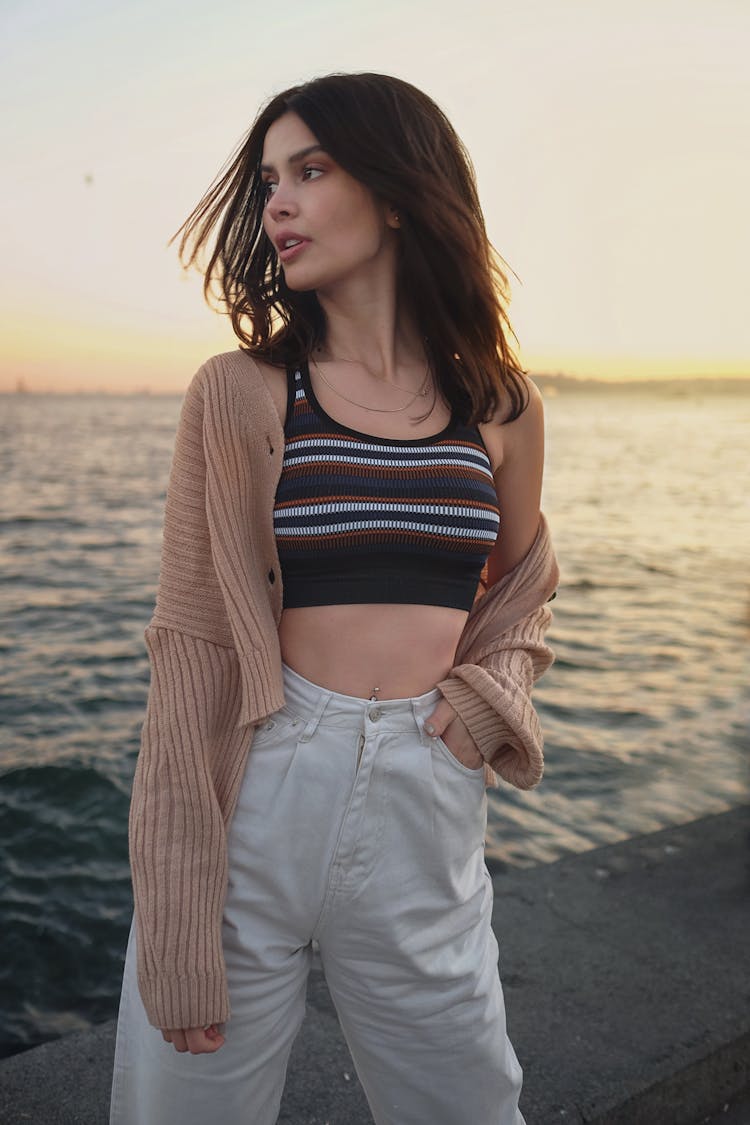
[369,685,381,702]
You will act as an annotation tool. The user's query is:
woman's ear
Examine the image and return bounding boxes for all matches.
[386,206,401,230]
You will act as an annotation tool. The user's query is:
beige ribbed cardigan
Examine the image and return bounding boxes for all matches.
[129,348,559,1030]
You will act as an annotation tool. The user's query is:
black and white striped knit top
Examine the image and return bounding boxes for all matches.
[272,360,501,611]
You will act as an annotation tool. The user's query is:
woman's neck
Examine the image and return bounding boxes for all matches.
[315,274,425,384]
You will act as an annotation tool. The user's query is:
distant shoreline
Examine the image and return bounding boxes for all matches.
[531,373,750,394]
[3,373,749,395]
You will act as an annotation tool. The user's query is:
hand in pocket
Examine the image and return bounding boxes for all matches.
[425,700,484,770]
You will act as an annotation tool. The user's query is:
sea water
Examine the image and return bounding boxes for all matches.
[0,380,747,1054]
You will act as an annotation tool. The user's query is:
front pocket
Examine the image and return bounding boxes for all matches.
[231,709,304,831]
[432,734,486,779]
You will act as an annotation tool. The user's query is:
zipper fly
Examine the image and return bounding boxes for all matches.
[356,733,365,769]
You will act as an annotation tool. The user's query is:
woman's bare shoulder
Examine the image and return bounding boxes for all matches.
[478,374,544,476]
[502,376,544,455]
[482,376,545,579]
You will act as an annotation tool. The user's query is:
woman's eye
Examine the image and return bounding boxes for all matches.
[262,167,321,202]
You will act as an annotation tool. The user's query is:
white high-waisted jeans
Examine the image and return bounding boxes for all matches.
[110,661,526,1125]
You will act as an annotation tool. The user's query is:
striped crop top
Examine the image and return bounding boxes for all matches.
[272,360,501,611]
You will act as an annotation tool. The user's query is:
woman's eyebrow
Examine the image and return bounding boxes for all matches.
[260,144,326,174]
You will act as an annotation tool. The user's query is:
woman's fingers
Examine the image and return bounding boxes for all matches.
[423,698,457,737]
[425,698,483,769]
[160,1026,226,1054]
[439,716,484,770]
[186,1026,225,1053]
[161,1028,187,1052]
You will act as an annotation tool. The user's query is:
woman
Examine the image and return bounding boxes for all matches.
[110,72,558,1125]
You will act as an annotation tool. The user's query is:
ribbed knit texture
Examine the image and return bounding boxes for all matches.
[273,362,501,610]
[436,511,559,789]
[129,349,559,1030]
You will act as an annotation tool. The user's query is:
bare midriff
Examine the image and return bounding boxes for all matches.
[278,602,471,700]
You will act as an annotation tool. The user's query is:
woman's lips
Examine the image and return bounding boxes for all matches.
[279,239,310,263]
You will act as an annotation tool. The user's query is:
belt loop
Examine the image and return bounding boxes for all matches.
[298,688,334,742]
[411,698,429,746]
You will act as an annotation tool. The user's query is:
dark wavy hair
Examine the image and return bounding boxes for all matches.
[170,72,529,424]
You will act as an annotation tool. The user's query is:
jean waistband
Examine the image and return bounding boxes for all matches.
[280,660,442,738]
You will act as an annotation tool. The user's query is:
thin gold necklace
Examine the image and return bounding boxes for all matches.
[313,347,431,389]
[310,355,432,414]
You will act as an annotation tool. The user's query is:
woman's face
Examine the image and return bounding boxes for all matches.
[260,111,397,293]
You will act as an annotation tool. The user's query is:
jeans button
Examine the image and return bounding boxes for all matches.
[368,707,382,721]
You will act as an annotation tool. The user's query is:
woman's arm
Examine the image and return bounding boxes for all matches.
[486,376,545,586]
[129,366,242,1040]
[425,382,557,784]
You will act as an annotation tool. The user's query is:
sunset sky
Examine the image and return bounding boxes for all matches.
[2,0,748,392]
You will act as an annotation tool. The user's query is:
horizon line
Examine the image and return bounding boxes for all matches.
[3,371,750,394]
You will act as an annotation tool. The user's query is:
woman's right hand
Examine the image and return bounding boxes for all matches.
[161,1023,225,1053]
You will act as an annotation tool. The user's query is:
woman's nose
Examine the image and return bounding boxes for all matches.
[266,185,298,221]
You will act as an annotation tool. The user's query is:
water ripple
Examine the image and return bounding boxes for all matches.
[1,386,748,1056]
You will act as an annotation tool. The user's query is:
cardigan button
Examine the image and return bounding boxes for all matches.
[268,568,275,584]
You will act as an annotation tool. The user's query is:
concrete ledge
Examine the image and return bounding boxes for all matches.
[492,805,750,1124]
[1,806,748,1124]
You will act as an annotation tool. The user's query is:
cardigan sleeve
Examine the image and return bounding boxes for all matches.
[128,366,244,1029]
[129,628,245,1029]
[436,604,555,790]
